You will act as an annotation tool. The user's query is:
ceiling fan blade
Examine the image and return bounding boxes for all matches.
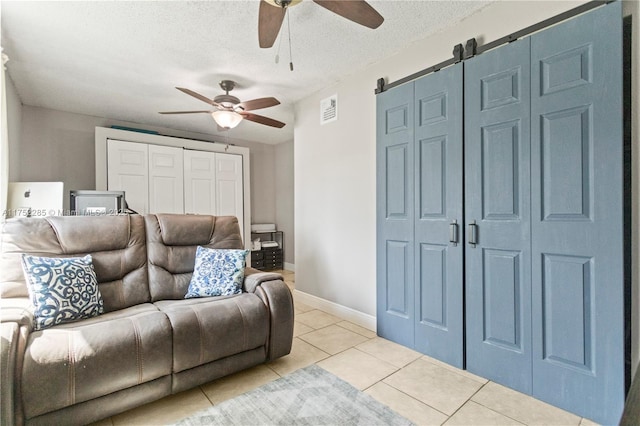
[258,0,286,48]
[238,97,281,111]
[240,112,286,128]
[175,87,218,106]
[159,110,212,114]
[313,0,384,29]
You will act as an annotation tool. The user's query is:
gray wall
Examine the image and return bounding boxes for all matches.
[6,72,21,181]
[275,140,294,266]
[19,106,98,207]
[10,104,294,264]
[247,140,276,224]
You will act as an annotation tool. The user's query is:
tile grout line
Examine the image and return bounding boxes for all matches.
[444,380,528,426]
[369,357,453,420]
[295,321,376,356]
[333,320,378,339]
[264,362,283,378]
[293,335,333,358]
[198,384,216,407]
[440,380,491,423]
[463,397,528,426]
[418,355,488,385]
[364,379,452,422]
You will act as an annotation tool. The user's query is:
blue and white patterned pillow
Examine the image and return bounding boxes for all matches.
[21,254,104,330]
[185,247,249,298]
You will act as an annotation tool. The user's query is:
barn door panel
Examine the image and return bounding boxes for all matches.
[376,82,415,347]
[464,38,533,394]
[414,63,464,368]
[530,2,624,423]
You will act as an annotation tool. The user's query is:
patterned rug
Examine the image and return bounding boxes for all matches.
[175,364,412,425]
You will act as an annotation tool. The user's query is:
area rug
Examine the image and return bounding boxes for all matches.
[175,364,412,425]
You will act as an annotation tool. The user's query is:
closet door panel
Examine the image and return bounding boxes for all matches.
[377,82,415,347]
[148,145,184,214]
[530,2,623,423]
[184,150,217,215]
[107,140,149,214]
[464,38,532,393]
[215,153,244,235]
[414,63,464,367]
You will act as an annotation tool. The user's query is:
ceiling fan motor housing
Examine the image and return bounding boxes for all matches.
[214,94,241,109]
[216,80,241,109]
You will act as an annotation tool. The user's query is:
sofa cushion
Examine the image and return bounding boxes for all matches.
[21,304,172,420]
[21,254,104,330]
[0,215,149,313]
[185,247,248,298]
[155,293,268,373]
[145,214,244,301]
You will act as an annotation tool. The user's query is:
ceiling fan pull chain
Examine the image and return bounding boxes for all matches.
[287,8,294,71]
[275,23,283,64]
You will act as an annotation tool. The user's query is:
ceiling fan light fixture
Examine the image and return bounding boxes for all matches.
[212,110,243,129]
[266,0,302,8]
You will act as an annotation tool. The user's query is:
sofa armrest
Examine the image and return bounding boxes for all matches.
[1,298,31,425]
[1,321,19,426]
[0,298,34,328]
[243,268,284,294]
[253,280,294,361]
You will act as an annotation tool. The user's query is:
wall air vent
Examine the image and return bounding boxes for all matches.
[320,94,338,125]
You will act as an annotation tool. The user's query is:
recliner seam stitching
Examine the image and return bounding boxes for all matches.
[256,286,271,358]
[46,218,65,254]
[190,306,205,366]
[234,299,249,351]
[68,331,76,406]
[129,317,144,384]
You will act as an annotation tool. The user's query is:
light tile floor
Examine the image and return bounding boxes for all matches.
[94,270,598,426]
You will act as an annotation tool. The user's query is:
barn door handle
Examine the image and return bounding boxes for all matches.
[468,221,478,248]
[449,220,459,246]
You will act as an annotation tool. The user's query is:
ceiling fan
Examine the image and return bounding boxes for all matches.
[258,0,384,48]
[159,80,285,130]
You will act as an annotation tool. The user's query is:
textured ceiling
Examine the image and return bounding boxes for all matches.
[1,1,491,144]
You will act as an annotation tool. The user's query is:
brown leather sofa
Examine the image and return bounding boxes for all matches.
[0,214,294,426]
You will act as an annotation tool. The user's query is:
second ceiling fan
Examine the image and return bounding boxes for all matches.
[258,0,384,48]
[159,80,285,130]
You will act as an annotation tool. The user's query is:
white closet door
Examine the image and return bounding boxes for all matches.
[107,139,149,214]
[184,150,217,215]
[148,145,184,214]
[215,153,244,233]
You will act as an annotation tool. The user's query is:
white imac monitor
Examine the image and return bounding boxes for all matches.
[7,182,64,218]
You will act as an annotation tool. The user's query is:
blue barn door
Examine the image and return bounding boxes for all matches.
[376,82,415,347]
[464,38,533,393]
[413,64,464,368]
[530,2,624,424]
[377,5,623,422]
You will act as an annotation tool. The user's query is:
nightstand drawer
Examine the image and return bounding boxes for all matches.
[248,245,283,271]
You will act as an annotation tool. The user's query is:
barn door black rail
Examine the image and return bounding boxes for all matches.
[375,43,463,94]
[375,0,615,94]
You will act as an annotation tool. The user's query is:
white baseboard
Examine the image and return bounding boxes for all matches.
[284,262,295,271]
[293,289,377,332]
